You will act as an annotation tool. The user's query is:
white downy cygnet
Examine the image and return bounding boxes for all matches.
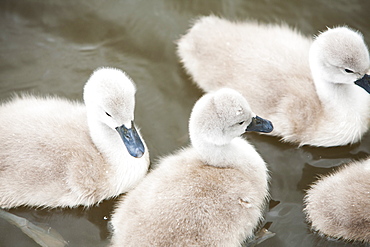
[304,159,370,243]
[110,88,273,246]
[177,16,370,147]
[0,67,149,208]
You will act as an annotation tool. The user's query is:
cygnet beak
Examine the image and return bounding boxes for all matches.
[246,116,273,133]
[116,121,145,158]
[354,74,370,94]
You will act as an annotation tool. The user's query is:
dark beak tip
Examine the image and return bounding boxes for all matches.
[246,116,274,133]
[261,125,273,133]
[127,147,145,158]
[135,151,144,158]
[266,120,274,133]
[132,148,144,158]
[355,74,370,94]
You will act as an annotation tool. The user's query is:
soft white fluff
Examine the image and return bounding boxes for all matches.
[110,88,269,246]
[0,67,149,208]
[304,159,370,242]
[178,16,370,147]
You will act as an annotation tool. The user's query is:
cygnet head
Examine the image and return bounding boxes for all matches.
[189,88,273,148]
[309,26,370,93]
[83,67,145,158]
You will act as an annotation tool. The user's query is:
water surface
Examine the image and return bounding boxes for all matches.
[1,1,370,246]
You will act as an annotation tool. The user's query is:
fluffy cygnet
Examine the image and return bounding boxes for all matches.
[304,159,370,243]
[0,67,149,208]
[177,16,370,147]
[110,88,273,246]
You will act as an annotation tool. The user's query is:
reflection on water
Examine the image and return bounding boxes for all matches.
[1,0,370,246]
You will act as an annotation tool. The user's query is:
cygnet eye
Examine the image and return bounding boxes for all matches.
[105,112,112,117]
[238,121,245,125]
[344,69,354,73]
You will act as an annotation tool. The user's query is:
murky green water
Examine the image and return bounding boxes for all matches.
[1,0,369,246]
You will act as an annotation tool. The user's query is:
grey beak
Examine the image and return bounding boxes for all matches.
[115,121,145,158]
[354,74,370,94]
[246,116,273,133]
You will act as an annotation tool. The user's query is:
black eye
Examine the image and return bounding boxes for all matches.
[345,69,354,73]
[238,121,245,125]
[105,112,112,117]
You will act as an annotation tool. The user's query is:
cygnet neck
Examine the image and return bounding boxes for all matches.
[87,118,128,166]
[191,135,244,168]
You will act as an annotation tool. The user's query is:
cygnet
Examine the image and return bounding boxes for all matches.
[110,88,273,246]
[0,67,149,208]
[304,159,370,243]
[177,16,370,147]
